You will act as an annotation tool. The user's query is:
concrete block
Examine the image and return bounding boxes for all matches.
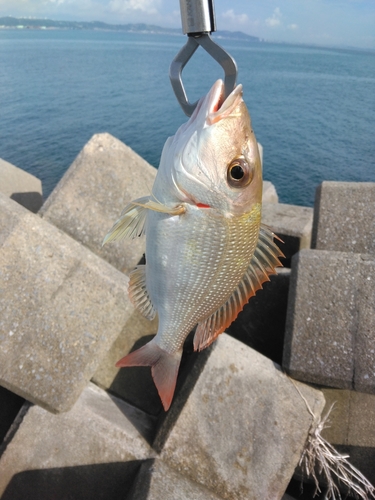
[0,383,154,499]
[312,181,375,254]
[319,389,351,446]
[0,193,137,413]
[0,157,43,213]
[94,332,211,417]
[129,459,223,500]
[157,334,325,500]
[320,388,375,486]
[283,250,356,389]
[40,133,156,274]
[321,389,375,448]
[262,202,313,267]
[354,256,375,393]
[283,250,375,394]
[227,269,290,365]
[262,180,279,203]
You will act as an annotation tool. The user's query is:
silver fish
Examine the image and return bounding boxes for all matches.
[104,80,283,410]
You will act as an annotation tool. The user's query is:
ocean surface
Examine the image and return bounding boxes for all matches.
[0,29,374,206]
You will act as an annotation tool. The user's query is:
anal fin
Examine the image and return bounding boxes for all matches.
[194,224,284,352]
[128,265,156,321]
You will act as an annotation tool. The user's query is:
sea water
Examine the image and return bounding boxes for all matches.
[0,29,374,206]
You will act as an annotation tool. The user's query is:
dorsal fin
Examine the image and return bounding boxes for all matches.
[128,265,157,321]
[193,225,284,352]
[102,196,150,245]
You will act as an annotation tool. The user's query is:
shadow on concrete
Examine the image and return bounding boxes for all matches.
[106,390,158,446]
[333,444,375,487]
[0,387,25,446]
[108,335,163,418]
[152,332,215,453]
[289,443,375,498]
[108,331,215,450]
[126,459,154,500]
[276,233,299,268]
[108,270,289,449]
[284,474,362,500]
[1,461,144,500]
[10,192,43,213]
[227,271,290,365]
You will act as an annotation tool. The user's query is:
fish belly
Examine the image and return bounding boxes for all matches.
[145,204,261,354]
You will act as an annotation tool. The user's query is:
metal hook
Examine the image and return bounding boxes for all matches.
[170,0,237,116]
[169,34,237,117]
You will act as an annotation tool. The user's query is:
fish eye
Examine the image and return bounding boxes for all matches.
[227,158,253,188]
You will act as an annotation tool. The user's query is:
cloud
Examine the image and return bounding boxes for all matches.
[109,0,160,15]
[287,23,298,30]
[265,7,281,27]
[222,9,249,25]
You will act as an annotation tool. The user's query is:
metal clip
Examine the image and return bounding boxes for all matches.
[170,34,237,117]
[170,0,237,116]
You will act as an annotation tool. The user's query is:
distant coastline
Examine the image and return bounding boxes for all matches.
[0,16,261,42]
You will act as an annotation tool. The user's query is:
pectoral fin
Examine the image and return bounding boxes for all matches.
[138,198,186,215]
[103,196,186,245]
[102,196,150,245]
[193,225,284,352]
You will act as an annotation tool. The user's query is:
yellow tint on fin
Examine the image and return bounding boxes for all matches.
[103,196,186,246]
[102,196,150,245]
[193,225,284,352]
[137,198,186,215]
[129,265,156,321]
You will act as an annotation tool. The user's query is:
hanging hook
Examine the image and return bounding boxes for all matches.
[170,0,238,116]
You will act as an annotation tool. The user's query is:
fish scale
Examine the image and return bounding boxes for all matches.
[146,205,260,353]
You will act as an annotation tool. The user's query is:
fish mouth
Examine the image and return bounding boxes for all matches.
[206,80,243,125]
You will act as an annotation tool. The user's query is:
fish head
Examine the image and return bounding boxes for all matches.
[155,79,262,216]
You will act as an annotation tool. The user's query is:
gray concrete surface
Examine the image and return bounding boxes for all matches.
[321,388,375,449]
[317,388,375,486]
[312,181,375,254]
[0,193,136,413]
[283,250,375,394]
[158,334,325,500]
[40,133,157,274]
[262,180,279,203]
[129,459,224,500]
[0,157,43,213]
[0,383,154,499]
[227,268,290,365]
[262,202,313,266]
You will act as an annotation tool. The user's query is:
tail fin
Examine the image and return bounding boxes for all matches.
[116,341,182,411]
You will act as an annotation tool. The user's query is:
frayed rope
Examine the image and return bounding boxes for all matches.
[289,377,375,500]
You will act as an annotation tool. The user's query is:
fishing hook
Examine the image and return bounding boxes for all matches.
[170,0,238,116]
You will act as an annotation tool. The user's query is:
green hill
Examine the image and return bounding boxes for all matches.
[0,16,260,42]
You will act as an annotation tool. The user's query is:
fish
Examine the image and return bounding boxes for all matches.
[103,80,283,411]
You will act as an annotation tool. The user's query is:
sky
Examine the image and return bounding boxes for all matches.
[0,0,374,49]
